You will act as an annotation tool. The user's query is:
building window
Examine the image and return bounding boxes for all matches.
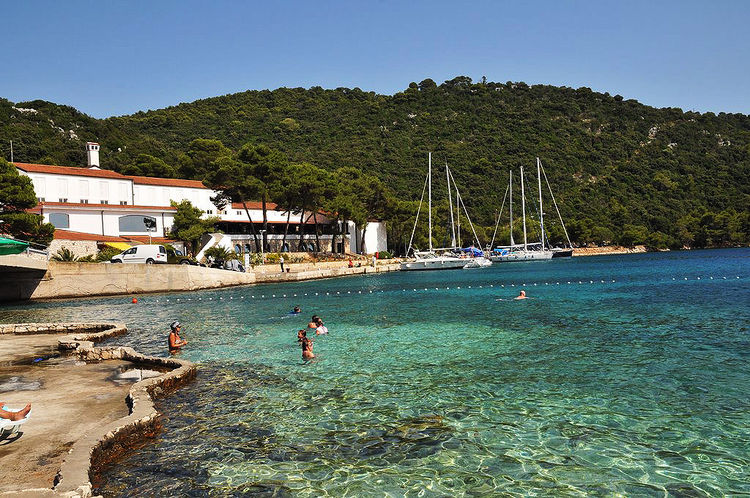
[80,199,89,204]
[236,211,242,215]
[120,201,128,205]
[101,200,109,205]
[38,197,45,202]
[119,215,157,233]
[206,209,213,214]
[58,198,68,203]
[49,213,69,229]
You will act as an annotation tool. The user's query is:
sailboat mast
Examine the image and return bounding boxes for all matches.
[520,166,528,250]
[447,161,456,247]
[428,152,433,252]
[537,157,545,251]
[509,170,514,246]
[456,181,461,248]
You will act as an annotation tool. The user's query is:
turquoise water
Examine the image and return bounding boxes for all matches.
[2,249,749,496]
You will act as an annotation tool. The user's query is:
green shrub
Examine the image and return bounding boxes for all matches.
[204,246,238,261]
[78,254,96,262]
[376,251,392,259]
[96,247,122,262]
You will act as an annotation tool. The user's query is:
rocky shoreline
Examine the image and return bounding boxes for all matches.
[0,323,195,497]
[573,245,647,256]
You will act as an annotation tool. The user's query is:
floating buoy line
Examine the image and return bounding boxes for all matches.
[146,275,744,303]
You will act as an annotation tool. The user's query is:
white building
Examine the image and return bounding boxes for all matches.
[14,145,388,256]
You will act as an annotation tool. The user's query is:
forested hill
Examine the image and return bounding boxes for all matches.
[1,76,749,248]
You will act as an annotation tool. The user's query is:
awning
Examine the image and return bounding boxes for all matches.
[0,237,29,256]
[104,242,133,251]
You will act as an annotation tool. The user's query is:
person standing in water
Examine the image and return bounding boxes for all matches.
[168,321,188,352]
[300,330,315,359]
[514,290,528,300]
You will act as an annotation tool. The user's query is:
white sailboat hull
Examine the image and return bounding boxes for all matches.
[400,257,469,271]
[463,257,493,268]
[490,250,553,262]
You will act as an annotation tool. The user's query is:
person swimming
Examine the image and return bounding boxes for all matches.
[300,330,315,359]
[514,290,528,300]
[289,306,301,315]
[297,329,305,343]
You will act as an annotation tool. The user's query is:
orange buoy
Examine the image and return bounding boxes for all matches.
[132,297,138,304]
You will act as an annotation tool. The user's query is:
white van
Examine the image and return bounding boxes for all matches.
[111,245,168,264]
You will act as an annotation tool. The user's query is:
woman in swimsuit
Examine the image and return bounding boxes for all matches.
[300,330,315,359]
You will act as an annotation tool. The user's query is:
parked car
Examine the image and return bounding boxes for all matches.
[166,246,201,265]
[110,245,168,264]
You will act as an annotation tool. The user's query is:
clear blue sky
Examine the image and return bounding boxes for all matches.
[3,0,749,118]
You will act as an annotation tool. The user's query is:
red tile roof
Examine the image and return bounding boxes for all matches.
[30,202,176,212]
[14,163,128,180]
[231,201,279,210]
[126,175,207,189]
[53,230,176,244]
[53,230,129,242]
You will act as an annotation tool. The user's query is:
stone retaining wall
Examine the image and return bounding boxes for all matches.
[3,261,402,302]
[2,322,196,498]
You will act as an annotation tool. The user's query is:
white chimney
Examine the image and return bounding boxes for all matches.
[86,142,100,169]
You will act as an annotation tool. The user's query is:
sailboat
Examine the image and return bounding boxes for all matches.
[490,158,571,262]
[401,153,471,271]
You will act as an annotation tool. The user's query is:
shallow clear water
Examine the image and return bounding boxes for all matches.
[2,249,749,496]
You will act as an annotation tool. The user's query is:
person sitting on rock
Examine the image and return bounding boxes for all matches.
[0,402,31,421]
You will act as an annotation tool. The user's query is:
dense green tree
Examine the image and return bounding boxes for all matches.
[169,199,219,254]
[236,144,288,251]
[0,158,55,246]
[203,156,264,251]
[121,154,177,177]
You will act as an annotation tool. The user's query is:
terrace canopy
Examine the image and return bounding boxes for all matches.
[0,237,29,255]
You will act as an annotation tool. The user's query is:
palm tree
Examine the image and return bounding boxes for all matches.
[51,246,78,262]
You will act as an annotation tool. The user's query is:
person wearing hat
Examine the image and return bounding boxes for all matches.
[168,320,188,353]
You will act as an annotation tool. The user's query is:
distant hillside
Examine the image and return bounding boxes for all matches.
[2,76,749,248]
